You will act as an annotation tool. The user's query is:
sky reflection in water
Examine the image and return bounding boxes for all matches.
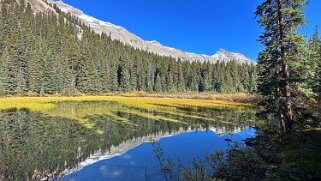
[64,128,255,181]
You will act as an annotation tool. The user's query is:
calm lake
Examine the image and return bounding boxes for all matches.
[0,100,256,180]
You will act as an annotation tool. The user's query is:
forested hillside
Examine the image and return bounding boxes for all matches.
[0,0,257,96]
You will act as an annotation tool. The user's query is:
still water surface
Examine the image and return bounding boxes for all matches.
[64,129,255,181]
[0,100,256,180]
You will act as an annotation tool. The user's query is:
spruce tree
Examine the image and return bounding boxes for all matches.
[130,57,138,91]
[0,48,10,95]
[118,57,131,92]
[77,43,98,94]
[212,62,222,92]
[318,57,321,99]
[307,26,321,97]
[28,40,45,95]
[249,63,257,92]
[177,60,186,92]
[230,60,242,91]
[166,66,175,92]
[42,48,57,94]
[154,72,162,92]
[256,0,307,132]
[190,62,199,91]
[241,64,250,92]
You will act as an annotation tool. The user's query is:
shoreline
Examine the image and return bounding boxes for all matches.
[0,92,257,102]
[0,94,256,112]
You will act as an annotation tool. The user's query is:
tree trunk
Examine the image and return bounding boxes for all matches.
[277,0,293,133]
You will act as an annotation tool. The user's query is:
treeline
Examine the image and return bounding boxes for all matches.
[0,0,257,96]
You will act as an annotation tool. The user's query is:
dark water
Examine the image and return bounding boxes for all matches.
[0,101,256,180]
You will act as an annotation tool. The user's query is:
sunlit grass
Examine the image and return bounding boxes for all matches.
[120,92,256,102]
[0,95,253,111]
[0,95,256,134]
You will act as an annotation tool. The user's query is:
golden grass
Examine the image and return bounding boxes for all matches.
[0,95,253,112]
[120,92,256,102]
[0,95,256,135]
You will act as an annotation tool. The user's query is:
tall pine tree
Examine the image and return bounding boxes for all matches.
[256,0,307,132]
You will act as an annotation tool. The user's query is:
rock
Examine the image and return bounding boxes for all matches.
[28,0,256,64]
[40,177,48,181]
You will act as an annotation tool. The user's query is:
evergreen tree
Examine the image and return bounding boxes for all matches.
[230,60,242,91]
[190,62,199,91]
[42,48,57,94]
[166,64,175,92]
[249,63,258,92]
[256,0,307,132]
[177,60,186,92]
[118,57,131,92]
[0,48,11,95]
[136,58,144,91]
[241,64,250,92]
[0,0,258,96]
[65,36,80,91]
[212,63,222,92]
[130,57,138,91]
[154,72,162,92]
[306,26,321,98]
[28,40,45,95]
[77,43,98,93]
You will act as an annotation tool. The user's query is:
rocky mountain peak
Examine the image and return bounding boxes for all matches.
[25,0,56,13]
[217,49,229,53]
[27,0,256,64]
[212,49,254,64]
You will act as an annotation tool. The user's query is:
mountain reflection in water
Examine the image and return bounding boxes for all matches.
[0,101,256,180]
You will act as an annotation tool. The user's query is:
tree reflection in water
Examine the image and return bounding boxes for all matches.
[0,101,256,180]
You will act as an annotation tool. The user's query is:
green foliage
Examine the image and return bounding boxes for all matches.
[0,0,256,96]
[207,143,272,180]
[256,0,308,133]
[306,26,321,99]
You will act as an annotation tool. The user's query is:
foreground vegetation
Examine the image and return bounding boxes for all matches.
[256,0,321,133]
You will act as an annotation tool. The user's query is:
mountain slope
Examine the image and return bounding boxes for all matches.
[43,0,254,64]
[26,0,56,13]
[0,0,258,95]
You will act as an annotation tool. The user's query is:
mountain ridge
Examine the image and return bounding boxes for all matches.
[30,0,255,64]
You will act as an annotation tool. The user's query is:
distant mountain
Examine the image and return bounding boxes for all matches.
[28,0,255,64]
[0,0,258,95]
[212,49,254,64]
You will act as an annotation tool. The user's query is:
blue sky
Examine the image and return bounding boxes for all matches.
[62,0,321,60]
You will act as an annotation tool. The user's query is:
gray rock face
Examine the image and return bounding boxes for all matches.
[26,0,57,13]
[212,49,254,64]
[31,0,256,64]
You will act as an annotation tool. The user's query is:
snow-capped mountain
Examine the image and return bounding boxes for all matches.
[212,49,254,64]
[29,0,255,64]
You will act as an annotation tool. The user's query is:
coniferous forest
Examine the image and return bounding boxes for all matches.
[0,0,257,96]
[0,0,321,180]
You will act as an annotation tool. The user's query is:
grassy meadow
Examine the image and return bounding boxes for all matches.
[0,93,256,135]
[0,92,255,111]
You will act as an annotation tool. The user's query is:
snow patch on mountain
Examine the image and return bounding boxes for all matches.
[43,0,256,64]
